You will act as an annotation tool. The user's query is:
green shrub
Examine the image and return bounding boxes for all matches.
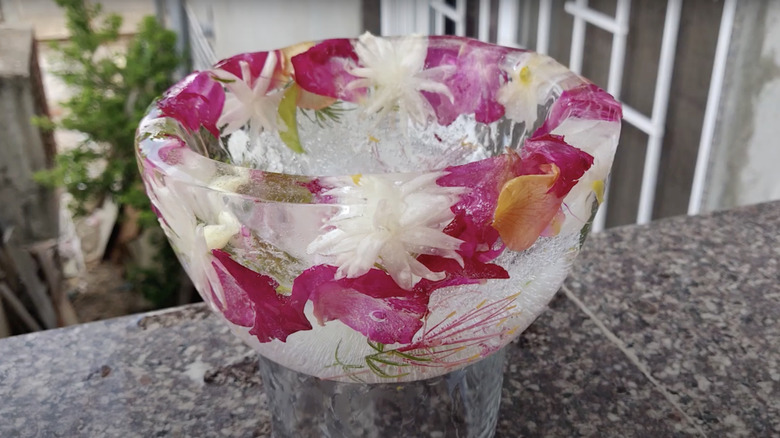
[36,0,186,307]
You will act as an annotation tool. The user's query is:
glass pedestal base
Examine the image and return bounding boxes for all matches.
[257,348,506,438]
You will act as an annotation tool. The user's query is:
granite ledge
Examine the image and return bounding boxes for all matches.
[1,201,778,437]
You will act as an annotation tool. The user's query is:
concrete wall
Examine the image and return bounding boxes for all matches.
[0,27,58,243]
[706,0,780,212]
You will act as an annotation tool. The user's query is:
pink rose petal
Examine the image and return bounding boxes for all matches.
[424,37,512,125]
[535,83,622,136]
[212,249,312,342]
[294,265,429,344]
[438,155,514,228]
[158,71,225,138]
[214,52,270,83]
[211,258,254,327]
[517,134,594,197]
[416,211,508,294]
[291,39,362,102]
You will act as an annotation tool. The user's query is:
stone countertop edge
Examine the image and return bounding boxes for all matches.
[0,200,777,437]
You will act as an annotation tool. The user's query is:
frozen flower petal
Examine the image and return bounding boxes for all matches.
[203,211,241,250]
[347,33,454,127]
[493,170,562,251]
[307,173,465,290]
[293,265,429,344]
[535,83,622,136]
[211,257,254,327]
[518,133,594,197]
[424,37,511,125]
[291,38,362,101]
[212,249,312,343]
[497,55,568,129]
[492,134,594,250]
[438,155,516,228]
[212,51,285,137]
[158,71,225,137]
[215,52,275,83]
[415,212,508,294]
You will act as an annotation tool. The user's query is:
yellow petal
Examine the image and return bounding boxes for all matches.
[492,165,563,251]
[296,89,337,110]
[592,179,605,204]
[279,41,315,79]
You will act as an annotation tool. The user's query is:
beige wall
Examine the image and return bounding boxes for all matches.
[187,0,363,58]
[0,0,155,40]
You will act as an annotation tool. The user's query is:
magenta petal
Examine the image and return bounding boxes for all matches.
[425,38,510,125]
[517,134,594,197]
[212,249,312,343]
[214,51,270,83]
[535,83,622,136]
[441,211,503,261]
[439,155,512,228]
[294,266,428,345]
[291,39,362,102]
[211,259,253,327]
[416,211,508,294]
[157,137,185,166]
[158,71,225,138]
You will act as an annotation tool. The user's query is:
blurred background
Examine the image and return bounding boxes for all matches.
[0,0,777,335]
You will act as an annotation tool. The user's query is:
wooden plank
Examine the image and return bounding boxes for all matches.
[27,240,76,326]
[3,244,57,329]
[0,282,43,332]
[0,297,11,337]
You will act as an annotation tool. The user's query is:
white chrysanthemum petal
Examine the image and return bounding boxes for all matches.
[307,173,464,289]
[203,211,241,250]
[213,53,281,136]
[347,33,452,127]
[401,227,463,250]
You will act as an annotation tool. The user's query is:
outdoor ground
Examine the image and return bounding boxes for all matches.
[66,261,153,322]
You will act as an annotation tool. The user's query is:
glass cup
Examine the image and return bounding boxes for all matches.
[136,33,622,437]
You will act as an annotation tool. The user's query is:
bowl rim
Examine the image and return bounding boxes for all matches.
[136,34,615,203]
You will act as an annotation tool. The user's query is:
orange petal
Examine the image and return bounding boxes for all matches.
[492,165,563,251]
[541,208,565,237]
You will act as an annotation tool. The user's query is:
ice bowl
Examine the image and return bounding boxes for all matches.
[136,33,622,385]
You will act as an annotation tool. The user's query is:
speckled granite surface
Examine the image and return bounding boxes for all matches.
[565,200,780,437]
[1,201,777,437]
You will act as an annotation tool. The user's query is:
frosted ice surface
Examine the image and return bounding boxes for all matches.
[224,107,529,176]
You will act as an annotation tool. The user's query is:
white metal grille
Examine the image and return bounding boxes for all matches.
[380,0,736,230]
[184,2,217,72]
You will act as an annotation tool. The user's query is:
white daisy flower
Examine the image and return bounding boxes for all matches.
[212,51,285,137]
[496,56,568,129]
[346,32,454,129]
[307,172,466,290]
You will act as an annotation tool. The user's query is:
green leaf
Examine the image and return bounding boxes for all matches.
[367,354,407,368]
[365,357,409,378]
[210,75,236,84]
[389,350,432,362]
[277,83,304,154]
